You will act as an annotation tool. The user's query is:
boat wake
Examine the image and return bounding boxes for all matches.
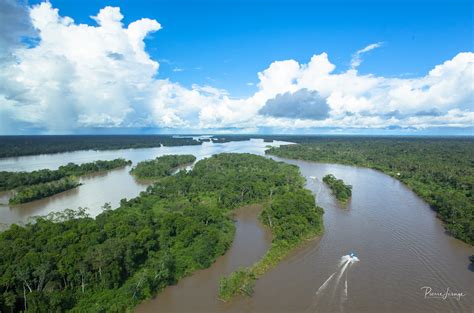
[306,254,359,313]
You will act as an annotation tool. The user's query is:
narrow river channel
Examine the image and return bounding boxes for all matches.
[137,157,474,313]
[0,140,472,312]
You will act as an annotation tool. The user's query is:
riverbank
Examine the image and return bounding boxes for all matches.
[218,211,323,301]
[218,190,324,302]
[322,174,352,204]
[2,159,132,204]
[130,154,196,179]
[266,139,474,245]
[0,153,317,312]
[1,140,472,312]
[0,139,288,227]
[136,156,474,313]
[135,204,272,313]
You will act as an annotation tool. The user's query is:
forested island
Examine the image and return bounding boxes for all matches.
[0,153,323,312]
[9,177,81,204]
[322,174,352,203]
[130,155,196,179]
[266,138,474,245]
[2,159,131,204]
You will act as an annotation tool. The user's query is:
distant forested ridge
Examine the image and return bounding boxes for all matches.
[0,153,322,312]
[130,155,196,179]
[0,135,262,158]
[323,174,352,203]
[0,134,350,158]
[2,159,131,204]
[266,138,474,245]
[0,135,199,158]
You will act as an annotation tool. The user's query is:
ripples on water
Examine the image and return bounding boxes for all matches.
[0,141,472,312]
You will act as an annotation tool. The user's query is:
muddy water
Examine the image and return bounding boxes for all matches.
[1,141,472,312]
[0,139,287,226]
[0,168,148,226]
[136,158,474,313]
[136,205,272,313]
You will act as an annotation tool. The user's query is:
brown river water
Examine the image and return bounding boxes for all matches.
[0,139,286,226]
[0,140,472,312]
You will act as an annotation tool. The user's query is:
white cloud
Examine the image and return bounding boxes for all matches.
[1,2,161,132]
[0,2,472,134]
[350,42,383,69]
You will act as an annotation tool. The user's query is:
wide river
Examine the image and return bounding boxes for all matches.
[1,140,473,312]
[0,139,286,226]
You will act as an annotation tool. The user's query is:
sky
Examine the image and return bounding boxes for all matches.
[0,0,472,135]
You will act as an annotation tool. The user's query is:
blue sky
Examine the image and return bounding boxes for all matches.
[30,0,473,97]
[1,0,473,135]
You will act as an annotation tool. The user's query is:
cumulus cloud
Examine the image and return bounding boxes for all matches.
[0,2,162,132]
[259,89,329,120]
[0,1,472,134]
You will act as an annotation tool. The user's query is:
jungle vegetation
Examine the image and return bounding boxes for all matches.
[130,155,196,179]
[0,134,362,158]
[0,136,202,158]
[266,138,474,245]
[218,187,323,301]
[0,135,259,158]
[322,174,352,203]
[2,159,131,204]
[1,159,132,192]
[9,177,81,205]
[0,153,322,312]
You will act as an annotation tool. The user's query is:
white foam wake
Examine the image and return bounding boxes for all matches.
[340,254,360,265]
[315,272,336,296]
[308,255,360,313]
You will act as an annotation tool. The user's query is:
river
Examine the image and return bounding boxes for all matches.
[0,139,287,226]
[0,140,472,312]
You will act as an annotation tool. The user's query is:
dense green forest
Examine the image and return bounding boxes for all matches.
[0,135,263,158]
[0,153,321,312]
[0,136,201,158]
[0,134,365,158]
[322,174,352,203]
[266,138,474,245]
[218,187,323,301]
[9,177,81,204]
[0,159,131,192]
[130,155,196,179]
[2,159,131,204]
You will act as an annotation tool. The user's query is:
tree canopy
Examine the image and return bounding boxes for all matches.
[1,159,132,192]
[0,153,321,312]
[130,155,196,179]
[9,177,81,205]
[2,159,132,204]
[266,138,474,245]
[322,174,352,203]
